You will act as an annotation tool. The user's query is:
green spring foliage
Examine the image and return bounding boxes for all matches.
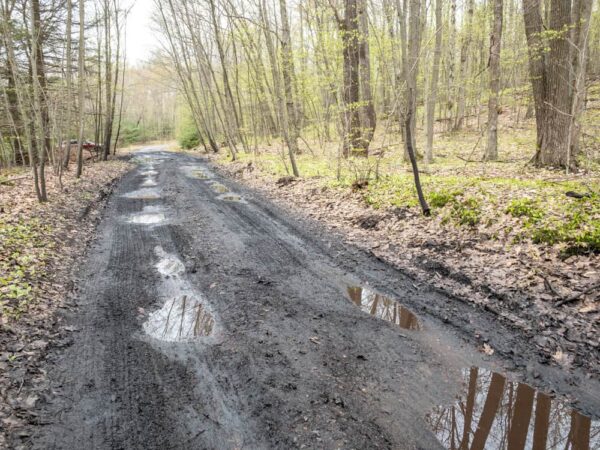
[0,219,52,318]
[176,107,201,150]
[220,150,599,255]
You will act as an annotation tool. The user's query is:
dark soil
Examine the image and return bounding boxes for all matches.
[17,149,600,449]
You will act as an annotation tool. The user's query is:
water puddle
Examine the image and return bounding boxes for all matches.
[131,156,152,165]
[128,206,166,225]
[155,246,185,277]
[122,188,162,200]
[346,286,421,330]
[217,193,246,203]
[143,295,214,341]
[128,213,165,225]
[426,367,599,449]
[141,178,158,187]
[140,170,158,177]
[181,165,213,180]
[192,170,212,179]
[209,182,229,194]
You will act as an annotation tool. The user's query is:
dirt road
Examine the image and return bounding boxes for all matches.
[29,149,599,449]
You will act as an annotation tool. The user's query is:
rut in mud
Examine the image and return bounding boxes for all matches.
[25,149,599,450]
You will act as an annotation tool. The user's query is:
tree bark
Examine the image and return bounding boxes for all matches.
[341,0,364,157]
[2,4,39,197]
[358,0,376,148]
[523,0,593,168]
[425,0,442,163]
[454,0,474,130]
[208,0,245,158]
[102,0,113,161]
[76,0,86,178]
[405,94,430,216]
[29,0,49,201]
[279,0,302,173]
[260,0,299,175]
[63,0,73,168]
[403,0,421,161]
[485,0,503,161]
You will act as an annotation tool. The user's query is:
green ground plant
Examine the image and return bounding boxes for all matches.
[0,219,52,318]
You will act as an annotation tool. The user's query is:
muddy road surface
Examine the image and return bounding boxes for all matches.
[29,149,599,449]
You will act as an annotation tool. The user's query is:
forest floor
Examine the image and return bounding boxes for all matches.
[0,159,132,446]
[204,113,600,384]
[11,149,599,449]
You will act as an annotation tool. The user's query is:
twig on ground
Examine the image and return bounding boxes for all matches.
[543,276,560,297]
[555,281,600,307]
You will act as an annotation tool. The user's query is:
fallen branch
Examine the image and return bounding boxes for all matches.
[555,281,600,307]
[1,174,29,185]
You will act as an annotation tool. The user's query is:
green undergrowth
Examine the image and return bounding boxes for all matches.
[365,175,599,254]
[218,150,599,255]
[0,218,53,319]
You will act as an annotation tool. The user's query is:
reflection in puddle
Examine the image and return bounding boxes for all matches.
[122,188,162,199]
[140,170,158,176]
[128,213,166,224]
[181,165,213,180]
[141,178,158,187]
[209,182,229,194]
[426,367,599,450]
[143,295,214,341]
[155,246,185,276]
[128,206,166,224]
[347,286,420,330]
[192,170,211,179]
[218,193,245,203]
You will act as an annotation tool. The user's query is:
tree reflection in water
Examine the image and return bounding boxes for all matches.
[347,286,421,330]
[426,367,599,449]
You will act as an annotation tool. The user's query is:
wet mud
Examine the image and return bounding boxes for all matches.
[27,149,600,450]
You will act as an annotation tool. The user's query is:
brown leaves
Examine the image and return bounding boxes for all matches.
[0,159,132,444]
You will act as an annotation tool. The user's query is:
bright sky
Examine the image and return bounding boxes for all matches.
[125,0,160,64]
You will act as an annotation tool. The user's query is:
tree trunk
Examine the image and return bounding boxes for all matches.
[446,0,457,131]
[261,0,299,175]
[523,0,593,168]
[113,9,128,155]
[358,0,376,149]
[2,6,39,197]
[76,0,86,178]
[403,0,421,161]
[63,0,73,168]
[279,0,302,171]
[209,0,245,158]
[405,93,430,216]
[454,0,474,130]
[485,0,503,161]
[341,0,364,157]
[102,0,113,161]
[425,0,442,163]
[30,0,49,201]
[109,0,121,156]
